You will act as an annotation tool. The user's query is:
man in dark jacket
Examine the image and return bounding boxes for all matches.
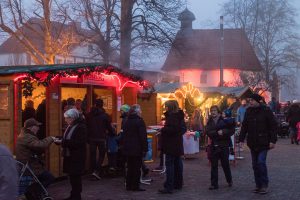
[159,100,186,194]
[86,98,114,179]
[239,94,277,195]
[122,104,148,191]
[206,105,234,190]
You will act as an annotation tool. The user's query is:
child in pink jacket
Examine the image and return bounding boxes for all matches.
[296,122,300,142]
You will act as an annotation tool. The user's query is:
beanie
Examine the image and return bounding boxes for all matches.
[249,93,262,103]
[120,104,130,113]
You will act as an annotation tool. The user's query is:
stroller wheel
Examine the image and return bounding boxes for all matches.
[43,197,53,200]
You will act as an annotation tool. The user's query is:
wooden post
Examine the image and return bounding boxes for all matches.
[46,77,61,176]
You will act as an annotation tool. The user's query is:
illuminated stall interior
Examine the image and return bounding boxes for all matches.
[140,82,252,126]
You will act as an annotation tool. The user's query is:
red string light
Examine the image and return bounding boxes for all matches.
[14,72,144,91]
[100,73,142,91]
[14,75,27,82]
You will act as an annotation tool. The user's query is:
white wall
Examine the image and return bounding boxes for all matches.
[170,69,242,87]
[55,44,101,64]
[0,53,28,66]
[0,44,101,66]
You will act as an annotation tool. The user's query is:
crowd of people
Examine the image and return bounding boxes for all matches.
[2,94,300,199]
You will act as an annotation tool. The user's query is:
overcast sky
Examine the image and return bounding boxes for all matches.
[187,0,300,29]
[2,0,300,42]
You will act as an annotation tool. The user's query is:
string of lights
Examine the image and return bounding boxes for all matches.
[13,65,152,97]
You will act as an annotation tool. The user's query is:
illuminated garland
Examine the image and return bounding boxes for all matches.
[174,82,202,99]
[15,65,153,97]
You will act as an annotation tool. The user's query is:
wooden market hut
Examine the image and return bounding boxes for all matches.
[0,63,148,176]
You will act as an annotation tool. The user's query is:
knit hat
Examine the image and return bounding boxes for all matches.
[249,93,262,103]
[120,104,130,113]
[24,118,42,128]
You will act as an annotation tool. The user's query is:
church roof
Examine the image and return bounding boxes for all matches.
[162,28,262,71]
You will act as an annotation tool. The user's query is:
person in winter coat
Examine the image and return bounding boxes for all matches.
[0,144,18,199]
[268,97,280,114]
[115,104,130,172]
[86,98,114,179]
[120,104,130,130]
[22,100,36,126]
[206,106,234,190]
[220,109,236,156]
[159,100,186,194]
[36,99,46,140]
[57,108,87,200]
[286,103,300,145]
[122,104,148,191]
[239,94,278,195]
[190,108,204,132]
[16,118,55,187]
[236,99,248,126]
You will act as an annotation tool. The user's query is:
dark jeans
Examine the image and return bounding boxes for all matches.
[164,154,183,192]
[89,141,106,172]
[251,149,269,188]
[37,170,55,188]
[69,174,82,200]
[125,156,142,189]
[211,146,232,187]
[108,152,117,168]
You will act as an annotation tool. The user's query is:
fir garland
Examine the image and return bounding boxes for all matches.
[19,65,153,97]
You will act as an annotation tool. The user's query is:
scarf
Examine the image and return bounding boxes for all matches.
[62,124,78,157]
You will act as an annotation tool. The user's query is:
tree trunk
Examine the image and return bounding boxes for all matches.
[119,0,134,70]
[43,0,53,64]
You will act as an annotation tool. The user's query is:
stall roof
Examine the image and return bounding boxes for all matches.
[154,82,188,93]
[0,63,108,75]
[198,87,252,98]
[153,82,252,98]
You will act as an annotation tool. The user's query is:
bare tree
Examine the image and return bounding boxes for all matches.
[0,0,82,64]
[69,0,120,64]
[222,0,300,96]
[121,0,184,69]
[68,0,184,69]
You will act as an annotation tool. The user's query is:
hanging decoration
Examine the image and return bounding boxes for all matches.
[174,82,203,99]
[14,65,153,97]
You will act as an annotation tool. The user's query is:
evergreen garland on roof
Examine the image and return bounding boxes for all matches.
[18,65,152,97]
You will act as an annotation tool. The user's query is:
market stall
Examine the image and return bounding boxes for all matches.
[0,63,149,176]
[138,82,253,157]
[139,82,253,125]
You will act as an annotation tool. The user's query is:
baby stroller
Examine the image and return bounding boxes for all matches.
[17,160,53,200]
[275,114,289,138]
